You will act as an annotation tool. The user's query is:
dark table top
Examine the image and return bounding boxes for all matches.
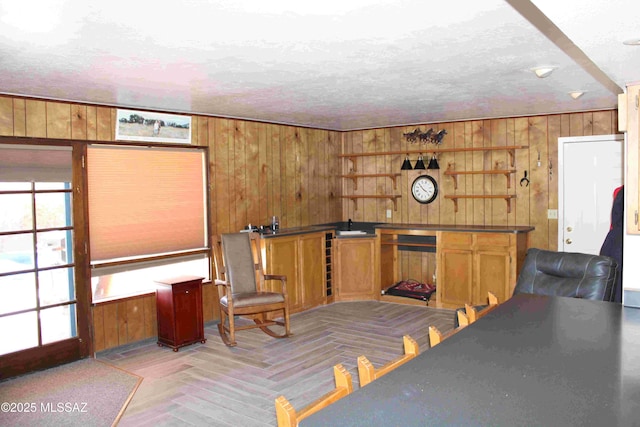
[301,294,640,427]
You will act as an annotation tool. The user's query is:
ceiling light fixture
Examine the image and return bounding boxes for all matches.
[569,91,585,100]
[623,38,640,46]
[531,66,556,78]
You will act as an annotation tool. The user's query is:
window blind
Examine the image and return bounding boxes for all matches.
[0,144,72,182]
[87,145,207,264]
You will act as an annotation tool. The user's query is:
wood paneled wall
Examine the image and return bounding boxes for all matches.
[91,283,219,352]
[92,294,157,351]
[0,94,619,350]
[342,111,619,251]
[205,119,342,234]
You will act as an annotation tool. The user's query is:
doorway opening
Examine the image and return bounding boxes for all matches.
[0,144,88,379]
[557,134,624,255]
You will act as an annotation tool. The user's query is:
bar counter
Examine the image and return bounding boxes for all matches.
[259,222,534,238]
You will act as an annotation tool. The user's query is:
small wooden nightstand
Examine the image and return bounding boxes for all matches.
[155,276,206,351]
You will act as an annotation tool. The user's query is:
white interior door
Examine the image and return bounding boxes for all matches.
[558,135,623,254]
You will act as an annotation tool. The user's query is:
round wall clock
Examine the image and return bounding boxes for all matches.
[411,175,438,204]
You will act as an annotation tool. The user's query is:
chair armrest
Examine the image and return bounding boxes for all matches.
[264,274,287,295]
[214,279,229,286]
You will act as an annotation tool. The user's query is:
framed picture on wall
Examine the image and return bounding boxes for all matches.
[115,109,192,144]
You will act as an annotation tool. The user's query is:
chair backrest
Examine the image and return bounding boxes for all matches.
[220,233,260,294]
[514,248,618,302]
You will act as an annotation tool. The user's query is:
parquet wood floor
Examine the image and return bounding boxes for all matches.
[98,301,455,426]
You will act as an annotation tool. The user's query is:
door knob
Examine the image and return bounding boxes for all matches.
[565,238,572,244]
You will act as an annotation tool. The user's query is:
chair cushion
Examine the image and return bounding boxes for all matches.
[221,292,285,308]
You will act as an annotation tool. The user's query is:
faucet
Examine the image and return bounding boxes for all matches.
[348,218,353,230]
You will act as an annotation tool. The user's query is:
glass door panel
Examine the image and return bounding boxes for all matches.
[35,190,73,228]
[0,232,35,271]
[0,311,38,355]
[37,230,73,268]
[0,273,36,315]
[39,267,75,305]
[0,192,32,232]
[40,304,77,345]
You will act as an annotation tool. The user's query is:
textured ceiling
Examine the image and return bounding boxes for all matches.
[0,0,638,131]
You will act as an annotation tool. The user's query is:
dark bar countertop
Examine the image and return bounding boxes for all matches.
[259,222,533,238]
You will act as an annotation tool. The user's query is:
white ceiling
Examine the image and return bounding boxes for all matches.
[0,0,638,131]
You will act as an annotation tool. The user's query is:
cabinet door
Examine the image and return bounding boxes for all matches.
[265,236,302,311]
[174,284,200,345]
[299,233,325,309]
[335,238,377,301]
[474,250,510,304]
[474,233,513,304]
[438,232,473,307]
[439,247,473,307]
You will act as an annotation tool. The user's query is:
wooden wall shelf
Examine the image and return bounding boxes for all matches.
[339,145,527,171]
[340,173,401,190]
[445,195,517,213]
[340,195,401,211]
[444,169,517,189]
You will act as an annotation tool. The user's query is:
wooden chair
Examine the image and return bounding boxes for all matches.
[275,364,353,427]
[357,335,419,387]
[213,232,291,346]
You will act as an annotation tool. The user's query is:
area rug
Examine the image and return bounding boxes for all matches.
[0,358,142,427]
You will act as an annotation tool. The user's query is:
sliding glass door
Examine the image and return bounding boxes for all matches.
[0,143,89,379]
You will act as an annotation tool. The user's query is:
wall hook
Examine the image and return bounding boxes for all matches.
[520,170,530,187]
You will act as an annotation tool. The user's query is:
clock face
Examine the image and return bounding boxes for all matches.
[411,175,438,204]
